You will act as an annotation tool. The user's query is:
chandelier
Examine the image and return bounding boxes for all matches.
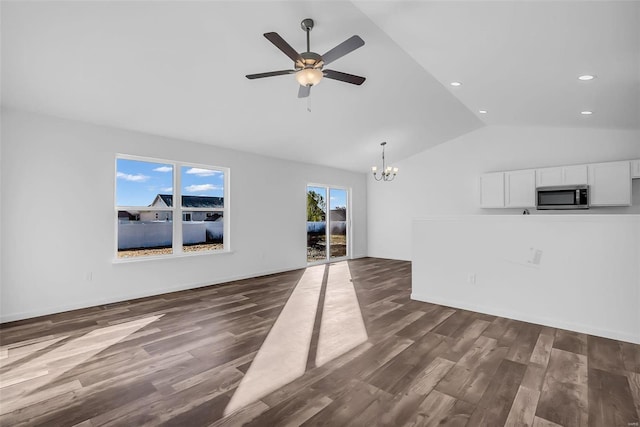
[371,142,398,181]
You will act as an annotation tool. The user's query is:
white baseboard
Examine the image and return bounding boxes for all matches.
[0,265,305,324]
[1,258,373,323]
[411,292,640,345]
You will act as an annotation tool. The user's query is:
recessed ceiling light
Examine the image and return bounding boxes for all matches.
[450,82,462,87]
[578,75,595,81]
[479,110,487,114]
[581,111,593,115]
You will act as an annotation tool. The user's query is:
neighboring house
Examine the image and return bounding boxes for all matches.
[118,210,140,221]
[330,208,346,222]
[140,194,224,222]
[330,208,347,235]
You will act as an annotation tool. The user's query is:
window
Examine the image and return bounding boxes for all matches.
[115,155,229,259]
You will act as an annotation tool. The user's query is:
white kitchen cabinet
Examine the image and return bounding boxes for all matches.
[632,160,640,179]
[479,172,504,208]
[536,165,588,187]
[536,167,563,187]
[505,169,536,208]
[588,161,632,206]
[563,165,589,185]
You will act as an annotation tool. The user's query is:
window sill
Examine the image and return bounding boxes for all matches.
[112,249,234,264]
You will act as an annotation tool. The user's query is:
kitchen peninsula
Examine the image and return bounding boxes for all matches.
[411,215,640,344]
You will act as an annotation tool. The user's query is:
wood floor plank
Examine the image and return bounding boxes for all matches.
[482,316,513,341]
[587,334,627,373]
[467,358,527,426]
[395,306,455,341]
[530,332,554,366]
[309,334,414,400]
[301,379,391,426]
[404,389,474,427]
[442,318,491,362]
[359,391,426,427]
[532,416,564,427]
[243,385,334,427]
[628,371,640,422]
[507,322,543,364]
[588,367,639,427]
[535,348,589,427]
[505,385,541,426]
[621,341,640,374]
[435,335,509,404]
[521,362,547,392]
[407,356,455,395]
[2,257,640,426]
[431,310,475,339]
[259,341,374,409]
[4,380,157,427]
[366,332,449,394]
[208,400,269,427]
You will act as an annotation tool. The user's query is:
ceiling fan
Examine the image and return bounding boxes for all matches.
[246,18,366,98]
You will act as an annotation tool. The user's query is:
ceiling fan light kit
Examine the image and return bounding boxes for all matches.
[246,18,366,98]
[295,68,323,86]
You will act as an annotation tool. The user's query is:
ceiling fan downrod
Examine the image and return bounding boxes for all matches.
[301,18,314,53]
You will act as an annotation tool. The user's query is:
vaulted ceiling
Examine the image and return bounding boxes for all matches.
[2,1,638,172]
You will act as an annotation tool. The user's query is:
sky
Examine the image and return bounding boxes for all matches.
[116,159,224,207]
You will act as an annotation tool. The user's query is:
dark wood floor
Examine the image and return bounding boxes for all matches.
[1,258,639,426]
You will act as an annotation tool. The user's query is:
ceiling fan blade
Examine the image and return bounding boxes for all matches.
[264,32,303,63]
[323,69,366,85]
[246,70,295,79]
[298,85,311,98]
[321,35,365,66]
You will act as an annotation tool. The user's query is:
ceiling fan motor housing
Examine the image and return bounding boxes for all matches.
[295,52,323,71]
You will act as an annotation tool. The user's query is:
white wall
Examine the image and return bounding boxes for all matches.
[412,215,640,344]
[368,126,640,260]
[0,109,368,322]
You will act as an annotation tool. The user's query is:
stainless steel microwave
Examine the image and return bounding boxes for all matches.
[536,185,590,210]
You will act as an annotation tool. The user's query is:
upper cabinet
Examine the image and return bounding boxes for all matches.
[479,172,505,208]
[481,159,635,209]
[536,165,587,187]
[588,161,632,206]
[563,165,589,185]
[505,169,536,208]
[632,160,640,179]
[535,167,562,187]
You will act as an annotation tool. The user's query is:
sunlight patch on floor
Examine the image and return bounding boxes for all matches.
[224,264,324,416]
[225,261,369,416]
[0,315,162,414]
[315,262,368,367]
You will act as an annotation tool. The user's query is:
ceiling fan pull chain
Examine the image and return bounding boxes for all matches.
[307,94,311,112]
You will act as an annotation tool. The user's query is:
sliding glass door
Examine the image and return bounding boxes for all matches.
[307,185,348,263]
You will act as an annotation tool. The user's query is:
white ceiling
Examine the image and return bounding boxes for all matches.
[2,1,638,172]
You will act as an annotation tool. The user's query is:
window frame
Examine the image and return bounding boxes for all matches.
[114,154,230,262]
